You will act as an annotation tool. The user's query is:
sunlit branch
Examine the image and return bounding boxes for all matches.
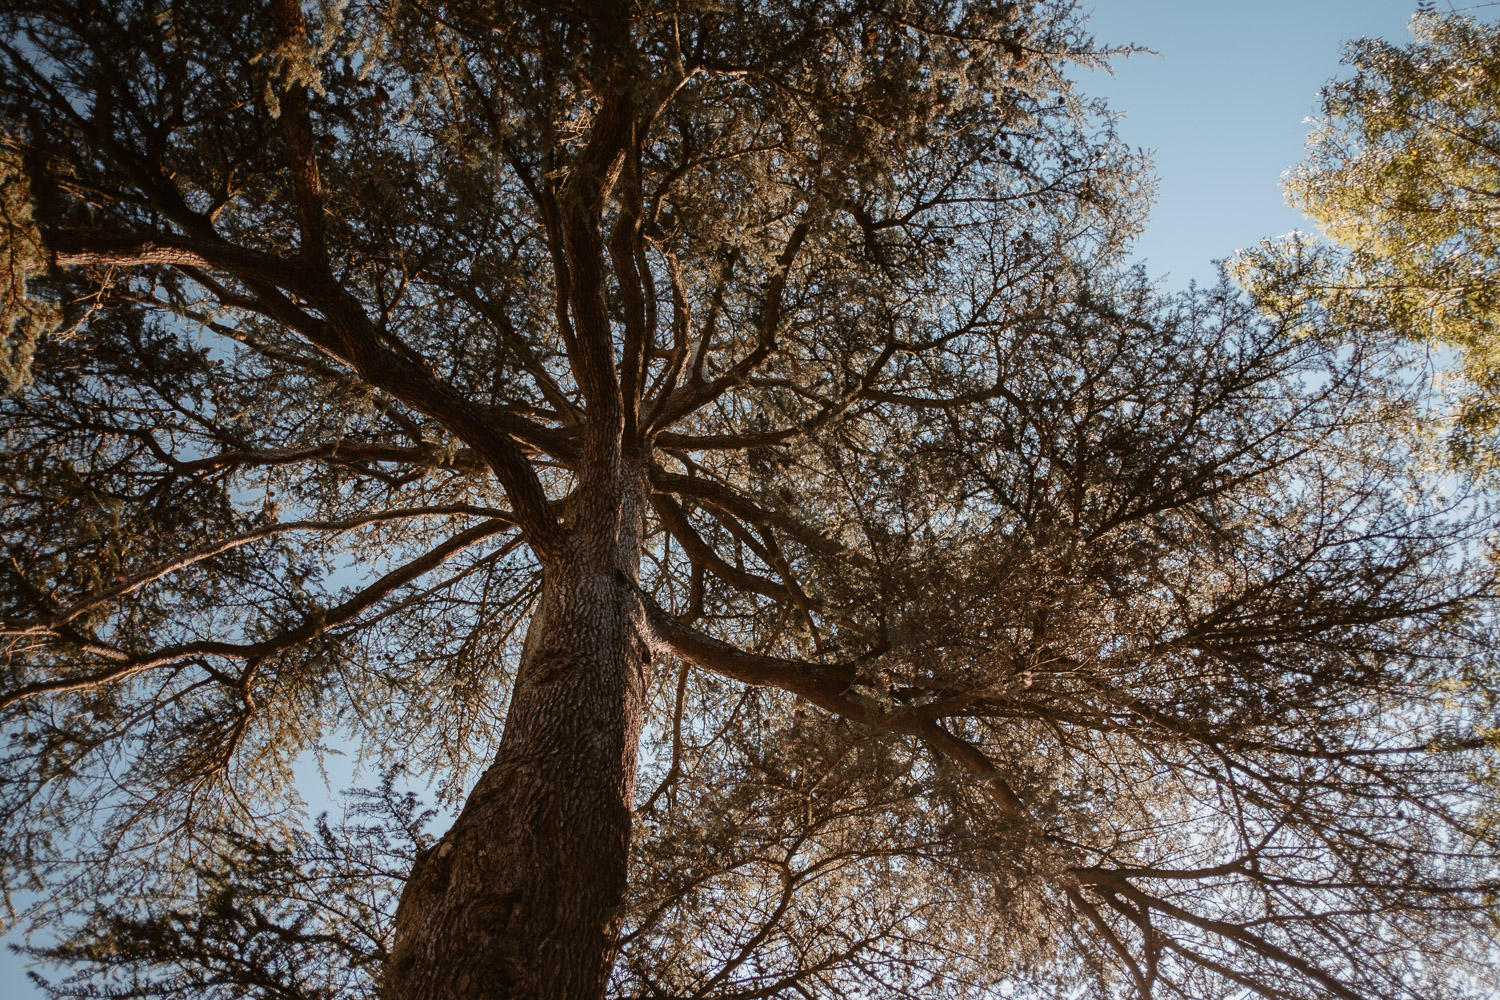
[269,0,329,269]
[645,221,810,433]
[639,590,859,708]
[0,518,515,710]
[174,441,484,475]
[650,494,793,603]
[609,147,650,438]
[649,467,858,562]
[1109,879,1364,1000]
[1067,886,1154,999]
[3,504,514,634]
[421,276,582,425]
[49,229,568,558]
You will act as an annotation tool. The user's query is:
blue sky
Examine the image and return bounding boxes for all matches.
[1080,0,1431,286]
[0,1,1460,994]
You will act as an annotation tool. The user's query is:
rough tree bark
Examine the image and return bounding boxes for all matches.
[383,476,651,1000]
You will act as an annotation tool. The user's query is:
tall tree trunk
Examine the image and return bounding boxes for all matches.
[382,511,651,999]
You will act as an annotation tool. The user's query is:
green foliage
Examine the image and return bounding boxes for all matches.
[1235,13,1500,468]
[0,146,59,390]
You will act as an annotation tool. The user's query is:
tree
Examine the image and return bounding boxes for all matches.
[1235,12,1500,469]
[0,2,1496,999]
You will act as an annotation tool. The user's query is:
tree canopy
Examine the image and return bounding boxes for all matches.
[1236,12,1500,469]
[0,2,1497,999]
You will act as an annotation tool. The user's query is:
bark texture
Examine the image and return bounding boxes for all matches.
[382,546,651,1000]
